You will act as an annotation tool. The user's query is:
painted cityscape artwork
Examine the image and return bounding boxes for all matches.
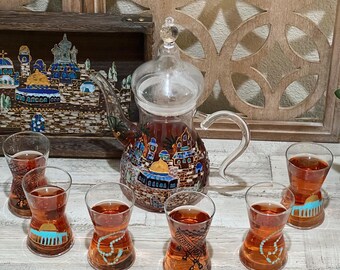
[0,34,132,135]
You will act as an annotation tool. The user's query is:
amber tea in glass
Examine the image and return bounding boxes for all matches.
[164,191,216,270]
[286,142,333,229]
[239,182,295,270]
[22,166,74,256]
[85,182,136,270]
[2,131,49,218]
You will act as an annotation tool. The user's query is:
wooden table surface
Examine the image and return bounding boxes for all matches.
[0,140,339,270]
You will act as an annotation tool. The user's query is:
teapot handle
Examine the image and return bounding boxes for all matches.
[196,110,250,180]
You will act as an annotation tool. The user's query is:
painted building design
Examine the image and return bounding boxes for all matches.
[15,70,60,104]
[121,127,207,210]
[173,132,194,169]
[291,194,323,218]
[129,139,145,166]
[0,50,19,88]
[147,138,158,161]
[18,45,32,78]
[138,159,177,190]
[30,223,68,246]
[49,34,80,83]
[33,59,47,73]
[0,34,132,135]
[159,150,170,161]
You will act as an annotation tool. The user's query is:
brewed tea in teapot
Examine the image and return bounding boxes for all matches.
[92,17,250,212]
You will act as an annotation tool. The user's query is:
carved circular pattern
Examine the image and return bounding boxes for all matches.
[131,0,332,120]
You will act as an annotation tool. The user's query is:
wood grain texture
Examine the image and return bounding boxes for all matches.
[83,0,106,13]
[0,11,153,33]
[0,0,31,11]
[0,140,339,269]
[62,0,107,13]
[62,0,82,13]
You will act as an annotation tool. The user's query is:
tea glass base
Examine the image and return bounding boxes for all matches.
[288,210,325,230]
[26,237,74,257]
[8,200,31,219]
[163,254,211,270]
[163,260,211,270]
[239,246,287,270]
[87,251,135,270]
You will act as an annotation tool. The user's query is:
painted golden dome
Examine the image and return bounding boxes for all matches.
[19,45,30,54]
[26,69,50,86]
[149,158,169,174]
[39,223,57,232]
[305,194,319,203]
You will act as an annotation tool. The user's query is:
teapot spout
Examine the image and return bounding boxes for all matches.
[90,72,140,146]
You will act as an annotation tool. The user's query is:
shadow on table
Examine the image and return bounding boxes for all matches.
[84,229,92,249]
[322,188,330,209]
[105,159,121,172]
[332,161,340,174]
[1,176,11,198]
[208,170,247,196]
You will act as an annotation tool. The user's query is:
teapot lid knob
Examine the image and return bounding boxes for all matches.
[160,17,179,48]
[131,16,204,117]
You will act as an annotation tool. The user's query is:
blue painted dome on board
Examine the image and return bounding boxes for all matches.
[0,58,13,66]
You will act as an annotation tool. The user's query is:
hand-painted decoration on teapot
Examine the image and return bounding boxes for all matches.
[92,17,250,212]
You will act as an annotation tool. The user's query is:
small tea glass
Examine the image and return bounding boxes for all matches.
[239,182,295,270]
[164,191,216,270]
[85,182,136,270]
[22,166,74,256]
[2,131,50,218]
[286,142,333,229]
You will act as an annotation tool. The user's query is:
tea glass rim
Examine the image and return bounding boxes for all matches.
[245,182,295,217]
[164,191,216,226]
[285,142,334,172]
[85,182,136,216]
[2,131,50,160]
[22,166,72,198]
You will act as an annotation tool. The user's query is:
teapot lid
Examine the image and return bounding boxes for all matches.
[131,17,204,117]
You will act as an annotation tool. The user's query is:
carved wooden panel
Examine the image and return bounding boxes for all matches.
[131,0,340,142]
[0,0,31,11]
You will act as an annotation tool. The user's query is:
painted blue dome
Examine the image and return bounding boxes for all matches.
[49,62,80,83]
[80,81,95,93]
[0,58,13,67]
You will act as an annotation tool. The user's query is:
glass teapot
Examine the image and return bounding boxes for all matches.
[91,17,250,212]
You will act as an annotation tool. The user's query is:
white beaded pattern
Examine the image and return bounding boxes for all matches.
[97,230,125,265]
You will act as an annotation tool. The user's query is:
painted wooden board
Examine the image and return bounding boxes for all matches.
[0,140,339,269]
[0,11,153,158]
